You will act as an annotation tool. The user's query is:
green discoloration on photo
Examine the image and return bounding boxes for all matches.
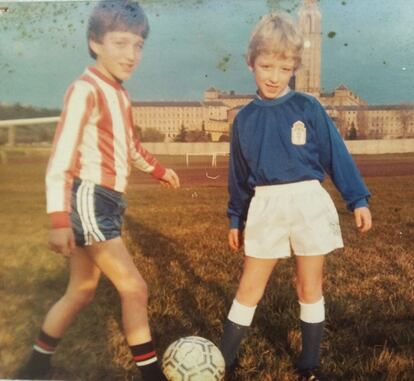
[217,54,232,72]
[266,0,300,12]
[0,1,88,46]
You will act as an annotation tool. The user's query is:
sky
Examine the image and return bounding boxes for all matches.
[0,0,413,110]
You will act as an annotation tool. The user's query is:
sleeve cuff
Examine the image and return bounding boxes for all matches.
[351,198,369,211]
[49,212,71,229]
[151,163,166,179]
[229,216,244,230]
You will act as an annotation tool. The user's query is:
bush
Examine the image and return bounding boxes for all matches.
[138,127,165,142]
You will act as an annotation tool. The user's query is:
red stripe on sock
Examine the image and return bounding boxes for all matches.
[133,351,156,362]
[36,339,55,351]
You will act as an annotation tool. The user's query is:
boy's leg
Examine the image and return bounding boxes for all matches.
[220,257,278,369]
[42,247,102,337]
[84,237,166,381]
[16,248,101,379]
[295,255,325,371]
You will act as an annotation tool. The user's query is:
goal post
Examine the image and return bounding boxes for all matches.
[185,151,229,167]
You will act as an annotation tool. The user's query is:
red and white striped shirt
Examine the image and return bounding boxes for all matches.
[46,67,165,228]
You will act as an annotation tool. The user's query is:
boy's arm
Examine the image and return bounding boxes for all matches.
[46,81,95,229]
[227,118,253,231]
[313,101,371,211]
[129,132,179,188]
[130,136,166,178]
[228,228,243,251]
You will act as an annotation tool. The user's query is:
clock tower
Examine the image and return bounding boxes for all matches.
[295,0,322,95]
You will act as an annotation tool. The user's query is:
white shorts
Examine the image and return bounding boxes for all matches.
[244,180,344,258]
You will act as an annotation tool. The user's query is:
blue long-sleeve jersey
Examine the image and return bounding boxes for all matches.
[228,90,371,229]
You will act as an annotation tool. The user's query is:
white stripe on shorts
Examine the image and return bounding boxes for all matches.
[76,182,91,245]
[86,182,105,241]
[77,181,105,243]
[80,182,95,244]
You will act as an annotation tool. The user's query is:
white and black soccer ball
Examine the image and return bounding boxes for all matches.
[162,336,225,381]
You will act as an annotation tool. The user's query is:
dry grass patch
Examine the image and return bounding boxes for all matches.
[0,155,413,380]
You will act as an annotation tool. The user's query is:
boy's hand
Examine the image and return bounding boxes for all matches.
[160,168,180,189]
[229,228,243,251]
[354,207,372,233]
[49,228,75,257]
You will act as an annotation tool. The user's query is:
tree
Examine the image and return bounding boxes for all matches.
[174,124,187,142]
[186,129,211,142]
[333,106,347,138]
[140,128,165,142]
[347,123,357,140]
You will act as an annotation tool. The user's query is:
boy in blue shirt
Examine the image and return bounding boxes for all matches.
[219,12,372,381]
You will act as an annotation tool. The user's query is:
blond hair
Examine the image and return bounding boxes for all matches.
[246,12,303,69]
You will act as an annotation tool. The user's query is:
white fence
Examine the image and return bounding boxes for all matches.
[141,142,230,155]
[0,116,59,147]
[1,117,414,156]
[344,139,414,154]
[142,140,414,155]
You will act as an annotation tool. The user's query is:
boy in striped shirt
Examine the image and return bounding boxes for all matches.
[16,1,178,380]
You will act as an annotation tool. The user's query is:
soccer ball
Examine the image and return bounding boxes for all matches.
[162,336,225,381]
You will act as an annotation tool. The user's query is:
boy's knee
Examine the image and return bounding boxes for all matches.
[117,276,148,303]
[296,281,323,303]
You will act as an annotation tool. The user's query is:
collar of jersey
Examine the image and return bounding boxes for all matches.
[88,66,124,90]
[253,88,294,107]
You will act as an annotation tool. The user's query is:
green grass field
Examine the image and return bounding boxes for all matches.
[0,153,413,381]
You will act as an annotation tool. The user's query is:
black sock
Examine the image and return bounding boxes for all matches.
[297,320,324,370]
[219,318,249,369]
[130,341,167,381]
[16,330,60,379]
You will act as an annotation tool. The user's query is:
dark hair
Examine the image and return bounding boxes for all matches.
[87,0,149,59]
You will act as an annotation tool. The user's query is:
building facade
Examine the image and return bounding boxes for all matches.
[132,0,413,141]
[132,100,228,140]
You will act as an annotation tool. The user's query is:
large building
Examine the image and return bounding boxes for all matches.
[132,0,414,141]
[131,100,228,140]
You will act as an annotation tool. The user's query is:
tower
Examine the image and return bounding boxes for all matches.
[295,0,322,94]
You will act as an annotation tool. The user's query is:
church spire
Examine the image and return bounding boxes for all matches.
[294,0,322,94]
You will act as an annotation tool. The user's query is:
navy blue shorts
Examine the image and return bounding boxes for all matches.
[71,178,127,247]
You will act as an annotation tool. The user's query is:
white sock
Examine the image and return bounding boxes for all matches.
[227,299,257,326]
[299,297,325,323]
